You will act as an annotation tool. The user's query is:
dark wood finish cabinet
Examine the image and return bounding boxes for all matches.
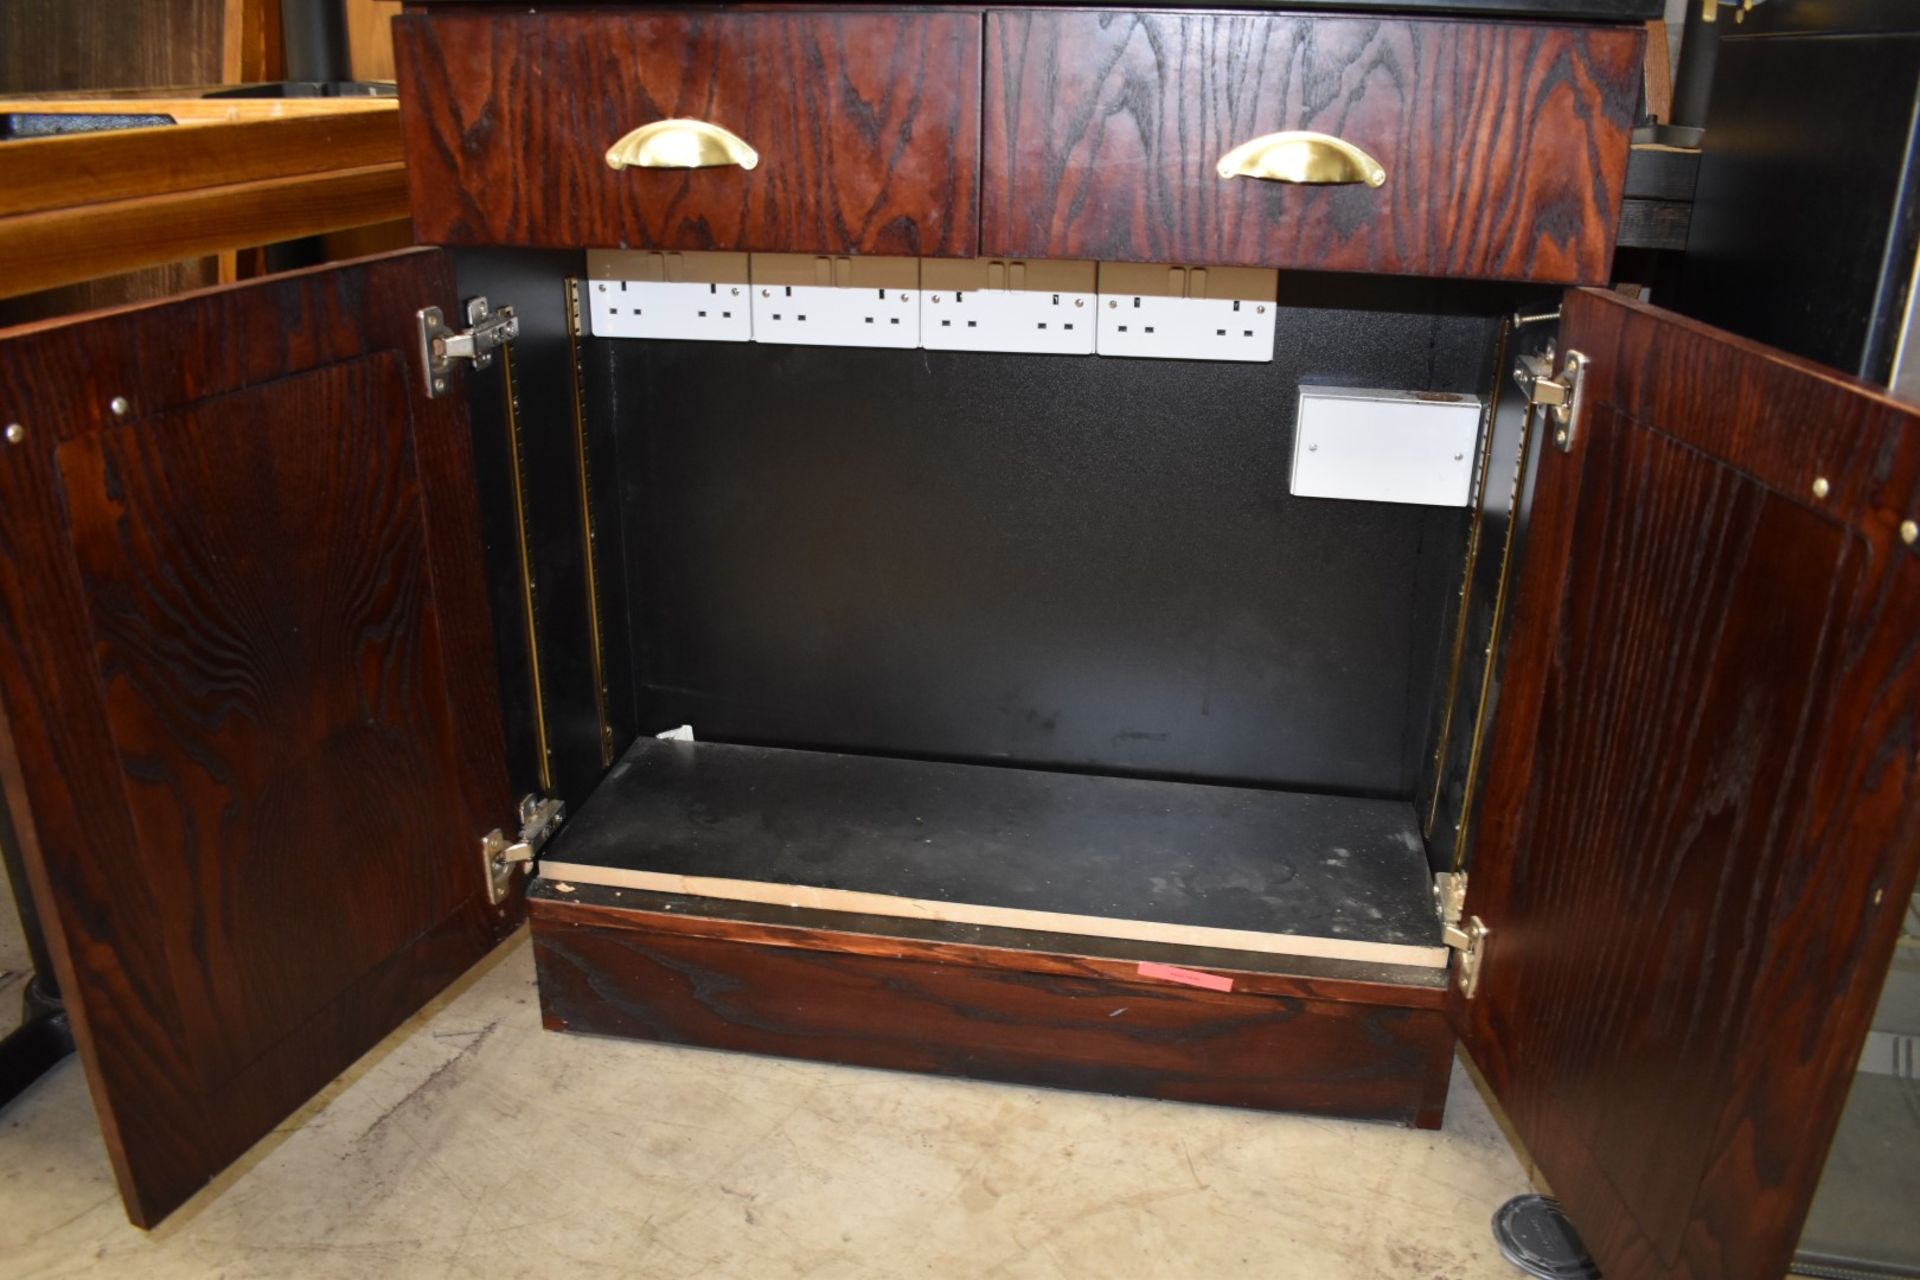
[3,7,1918,1280]
[534,883,1455,1127]
[1459,289,1920,1280]
[393,9,982,257]
[0,250,518,1227]
[981,10,1642,283]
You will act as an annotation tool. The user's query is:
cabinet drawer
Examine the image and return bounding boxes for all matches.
[393,10,981,256]
[983,11,1642,283]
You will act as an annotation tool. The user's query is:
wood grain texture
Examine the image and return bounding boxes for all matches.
[0,161,410,301]
[983,11,1641,283]
[0,0,223,95]
[0,96,400,120]
[531,888,1455,1128]
[0,0,227,329]
[536,882,1452,1011]
[1641,18,1672,124]
[0,249,516,1227]
[0,108,403,218]
[346,0,402,82]
[220,0,284,85]
[1459,288,1920,1280]
[393,10,981,256]
[0,259,220,329]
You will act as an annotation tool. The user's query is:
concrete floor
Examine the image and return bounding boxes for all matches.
[1,894,1539,1279]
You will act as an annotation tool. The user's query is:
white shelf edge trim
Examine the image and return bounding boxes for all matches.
[538,861,1452,970]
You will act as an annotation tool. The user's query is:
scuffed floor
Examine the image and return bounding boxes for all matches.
[1,927,1536,1280]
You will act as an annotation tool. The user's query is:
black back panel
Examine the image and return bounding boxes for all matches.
[611,286,1500,796]
[456,248,636,815]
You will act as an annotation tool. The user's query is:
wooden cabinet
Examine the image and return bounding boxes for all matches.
[521,285,1920,1280]
[535,878,1457,1127]
[3,7,1917,1280]
[392,5,1637,282]
[1458,294,1920,1280]
[393,9,982,257]
[981,10,1642,282]
[0,251,516,1225]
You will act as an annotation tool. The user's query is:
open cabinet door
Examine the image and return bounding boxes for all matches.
[0,249,519,1227]
[1457,288,1920,1280]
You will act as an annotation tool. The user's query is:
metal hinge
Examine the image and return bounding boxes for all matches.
[1434,871,1489,999]
[1512,343,1590,453]
[480,793,565,905]
[418,296,520,398]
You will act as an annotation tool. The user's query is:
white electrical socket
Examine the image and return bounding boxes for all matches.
[586,278,753,342]
[752,284,920,349]
[921,288,1096,354]
[1094,294,1276,362]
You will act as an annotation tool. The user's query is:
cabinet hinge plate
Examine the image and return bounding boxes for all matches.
[1434,872,1488,998]
[1444,916,1489,999]
[480,793,564,905]
[1512,345,1590,453]
[418,296,520,399]
[1433,870,1467,926]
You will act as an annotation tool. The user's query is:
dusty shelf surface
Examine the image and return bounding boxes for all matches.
[540,739,1447,968]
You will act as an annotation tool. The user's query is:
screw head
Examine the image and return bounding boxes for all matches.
[1107,299,1118,309]
[1075,298,1085,308]
[1812,476,1832,500]
[1257,305,1266,315]
[109,396,129,416]
[597,283,607,292]
[901,293,910,304]
[1902,519,1919,546]
[761,288,770,298]
[731,287,740,296]
[1453,452,1465,462]
[3,423,22,444]
[1307,443,1319,452]
[931,294,941,304]
[433,378,446,392]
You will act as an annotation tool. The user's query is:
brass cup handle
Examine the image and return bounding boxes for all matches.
[604,119,760,172]
[1215,131,1386,188]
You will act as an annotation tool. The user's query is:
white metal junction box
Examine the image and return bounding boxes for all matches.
[1290,386,1484,508]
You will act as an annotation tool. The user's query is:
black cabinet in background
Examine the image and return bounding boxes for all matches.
[1677,0,1920,397]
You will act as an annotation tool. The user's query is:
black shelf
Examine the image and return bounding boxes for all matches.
[541,738,1446,967]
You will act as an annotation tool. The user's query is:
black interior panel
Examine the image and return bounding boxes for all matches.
[456,248,635,814]
[610,288,1500,797]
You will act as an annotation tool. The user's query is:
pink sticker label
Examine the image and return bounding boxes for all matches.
[1136,961,1233,993]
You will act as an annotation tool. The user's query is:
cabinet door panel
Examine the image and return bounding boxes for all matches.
[983,11,1640,283]
[0,249,516,1227]
[394,9,982,257]
[1460,289,1920,1280]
